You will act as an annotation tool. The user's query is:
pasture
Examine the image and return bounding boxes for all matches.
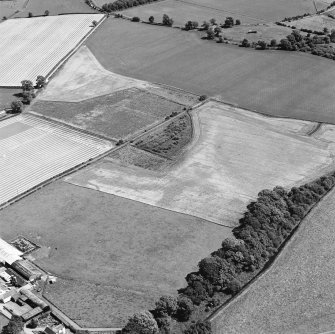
[175,0,326,22]
[211,187,335,334]
[0,14,104,87]
[121,0,260,26]
[0,114,113,206]
[0,0,26,18]
[0,181,231,327]
[12,0,96,18]
[65,101,335,226]
[0,88,21,109]
[286,14,335,32]
[33,88,184,140]
[86,19,335,123]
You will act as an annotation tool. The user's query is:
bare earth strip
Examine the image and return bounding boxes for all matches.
[38,46,152,102]
[65,101,335,226]
[210,187,335,334]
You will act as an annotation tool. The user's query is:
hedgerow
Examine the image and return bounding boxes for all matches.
[122,173,335,333]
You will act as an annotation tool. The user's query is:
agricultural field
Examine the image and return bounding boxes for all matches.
[38,46,151,102]
[65,101,335,226]
[121,0,260,26]
[284,13,335,32]
[12,0,96,18]
[0,181,231,327]
[0,88,21,109]
[176,0,327,22]
[0,14,104,87]
[33,88,184,140]
[211,187,335,334]
[220,23,294,43]
[0,0,26,18]
[0,114,113,206]
[86,19,335,123]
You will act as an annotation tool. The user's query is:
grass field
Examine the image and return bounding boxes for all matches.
[0,0,26,18]
[38,46,151,102]
[0,15,104,87]
[65,101,335,226]
[220,23,294,43]
[285,14,335,32]
[210,187,335,334]
[86,19,335,123]
[176,0,325,22]
[121,0,260,26]
[0,113,112,206]
[0,88,21,109]
[12,0,96,18]
[33,88,184,139]
[0,181,231,327]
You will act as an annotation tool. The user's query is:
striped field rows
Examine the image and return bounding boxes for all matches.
[0,14,104,86]
[0,114,113,206]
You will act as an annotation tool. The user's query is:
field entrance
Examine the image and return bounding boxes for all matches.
[65,101,335,226]
[0,114,113,207]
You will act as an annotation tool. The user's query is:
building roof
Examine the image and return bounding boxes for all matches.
[0,238,22,265]
[45,327,57,334]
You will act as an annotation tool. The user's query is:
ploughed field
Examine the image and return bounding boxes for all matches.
[65,101,335,226]
[86,19,335,123]
[0,114,113,207]
[0,14,104,87]
[211,187,335,334]
[0,181,231,327]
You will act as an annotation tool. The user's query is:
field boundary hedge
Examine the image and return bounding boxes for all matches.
[207,177,335,324]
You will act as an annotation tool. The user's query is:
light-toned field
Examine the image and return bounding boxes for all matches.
[38,46,151,102]
[86,19,335,123]
[0,15,103,87]
[286,14,335,31]
[65,101,335,226]
[0,114,113,206]
[121,0,260,26]
[210,187,335,334]
[0,181,231,327]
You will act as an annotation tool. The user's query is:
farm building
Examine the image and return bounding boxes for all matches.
[0,238,22,265]
[11,260,43,282]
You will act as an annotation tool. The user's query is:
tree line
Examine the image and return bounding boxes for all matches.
[101,0,158,12]
[122,173,335,333]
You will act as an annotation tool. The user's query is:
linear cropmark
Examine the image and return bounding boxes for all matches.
[0,14,104,87]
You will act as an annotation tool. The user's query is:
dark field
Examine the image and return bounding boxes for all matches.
[0,181,231,327]
[135,113,193,159]
[32,88,184,139]
[0,88,21,109]
[211,187,335,334]
[86,19,335,123]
